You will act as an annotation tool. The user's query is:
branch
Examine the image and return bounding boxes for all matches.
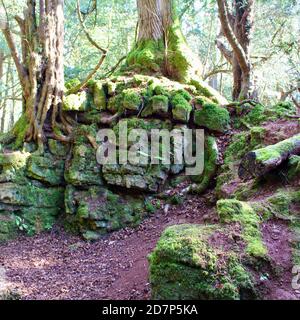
[217,0,250,74]
[76,0,107,55]
[203,68,232,81]
[68,0,108,94]
[0,0,27,88]
[101,55,127,79]
[215,39,233,64]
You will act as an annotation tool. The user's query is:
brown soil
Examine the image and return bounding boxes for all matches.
[0,194,216,300]
[263,119,300,145]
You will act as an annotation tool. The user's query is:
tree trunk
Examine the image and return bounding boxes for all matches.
[0,59,11,133]
[1,0,66,149]
[217,0,255,101]
[239,134,300,180]
[126,0,202,83]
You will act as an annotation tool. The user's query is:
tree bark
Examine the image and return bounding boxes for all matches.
[217,0,255,101]
[126,0,203,83]
[1,0,66,149]
[239,134,300,180]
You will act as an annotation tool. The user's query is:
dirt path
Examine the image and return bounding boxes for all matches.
[0,196,215,300]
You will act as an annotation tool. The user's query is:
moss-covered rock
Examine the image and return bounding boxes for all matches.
[237,102,297,127]
[239,133,300,180]
[194,102,230,133]
[26,154,65,186]
[141,95,169,117]
[0,182,64,208]
[190,136,218,194]
[65,144,102,186]
[103,163,169,193]
[0,178,64,238]
[93,81,107,111]
[149,224,256,300]
[287,156,300,180]
[122,88,142,112]
[63,91,88,112]
[171,92,192,123]
[65,185,148,238]
[48,139,69,158]
[216,127,265,199]
[0,213,17,242]
[217,200,267,258]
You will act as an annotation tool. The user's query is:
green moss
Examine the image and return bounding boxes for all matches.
[287,156,300,180]
[126,40,164,73]
[48,139,69,157]
[190,136,218,194]
[107,93,124,113]
[65,186,148,237]
[65,78,81,91]
[216,127,265,197]
[0,213,17,242]
[256,190,300,219]
[253,134,300,163]
[12,115,30,149]
[239,102,297,127]
[217,200,267,258]
[194,103,230,133]
[149,224,255,300]
[122,89,142,111]
[26,154,65,186]
[142,95,169,117]
[64,144,102,187]
[63,91,88,111]
[93,81,107,111]
[171,93,192,123]
[190,79,228,105]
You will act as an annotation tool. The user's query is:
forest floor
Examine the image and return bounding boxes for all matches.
[0,188,299,300]
[0,121,299,300]
[0,191,217,300]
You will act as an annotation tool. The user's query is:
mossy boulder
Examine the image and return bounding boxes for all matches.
[190,136,218,194]
[149,224,256,300]
[122,88,142,112]
[0,180,64,238]
[65,185,149,239]
[48,139,69,158]
[103,163,169,193]
[65,144,102,186]
[217,200,267,258]
[26,154,65,186]
[63,91,88,112]
[0,182,64,208]
[171,91,192,123]
[288,156,300,180]
[93,81,107,111]
[237,102,297,127]
[194,102,230,133]
[0,213,17,242]
[0,151,30,171]
[141,95,169,117]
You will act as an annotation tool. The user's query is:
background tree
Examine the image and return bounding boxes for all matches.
[125,0,203,83]
[0,0,65,149]
[216,0,255,101]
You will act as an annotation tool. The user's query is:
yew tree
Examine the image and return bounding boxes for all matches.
[216,0,255,101]
[1,0,66,150]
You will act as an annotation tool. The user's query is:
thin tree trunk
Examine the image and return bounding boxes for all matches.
[217,0,255,101]
[1,0,66,148]
[0,58,11,133]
